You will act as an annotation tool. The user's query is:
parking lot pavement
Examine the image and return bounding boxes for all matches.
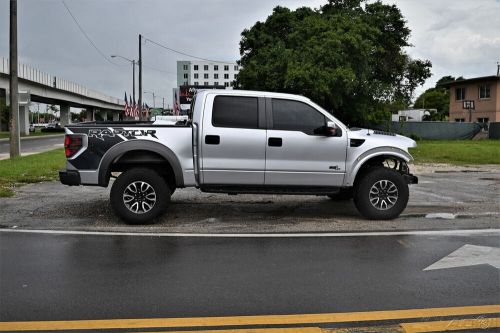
[0,164,498,233]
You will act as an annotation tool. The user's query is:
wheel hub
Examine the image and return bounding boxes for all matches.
[123,181,156,214]
[369,179,398,210]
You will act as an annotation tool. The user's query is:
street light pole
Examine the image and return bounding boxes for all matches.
[9,0,20,158]
[110,54,137,105]
[138,34,143,121]
[144,91,156,108]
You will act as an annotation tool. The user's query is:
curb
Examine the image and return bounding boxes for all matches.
[0,133,64,142]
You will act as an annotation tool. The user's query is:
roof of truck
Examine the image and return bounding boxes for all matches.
[195,89,312,102]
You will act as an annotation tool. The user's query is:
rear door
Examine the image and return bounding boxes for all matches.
[200,94,267,185]
[265,98,347,186]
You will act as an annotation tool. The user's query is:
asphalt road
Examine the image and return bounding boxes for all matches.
[0,134,64,159]
[0,229,498,332]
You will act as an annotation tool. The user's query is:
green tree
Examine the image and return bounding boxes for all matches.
[236,0,431,126]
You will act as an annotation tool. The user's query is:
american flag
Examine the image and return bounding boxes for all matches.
[124,92,129,117]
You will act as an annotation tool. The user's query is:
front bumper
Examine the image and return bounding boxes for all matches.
[404,173,418,184]
[59,170,81,186]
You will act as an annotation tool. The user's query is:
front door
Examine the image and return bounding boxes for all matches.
[265,98,347,186]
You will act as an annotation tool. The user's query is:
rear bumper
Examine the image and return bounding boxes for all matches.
[59,170,81,186]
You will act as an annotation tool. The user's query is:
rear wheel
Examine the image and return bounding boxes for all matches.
[110,168,170,224]
[353,167,408,220]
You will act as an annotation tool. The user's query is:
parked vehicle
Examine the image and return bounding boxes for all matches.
[60,90,418,224]
[41,122,65,133]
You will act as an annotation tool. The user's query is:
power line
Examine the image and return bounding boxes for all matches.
[142,36,235,64]
[61,0,122,66]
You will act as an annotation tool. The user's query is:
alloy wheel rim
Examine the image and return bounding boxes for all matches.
[123,181,156,214]
[369,179,398,210]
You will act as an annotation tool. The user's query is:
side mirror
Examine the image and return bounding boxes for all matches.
[326,121,342,137]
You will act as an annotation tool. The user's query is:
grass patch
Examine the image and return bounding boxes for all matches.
[0,148,66,197]
[411,140,500,165]
[0,130,64,139]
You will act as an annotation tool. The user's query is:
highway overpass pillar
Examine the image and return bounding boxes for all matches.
[85,108,94,121]
[101,110,108,121]
[112,111,119,121]
[19,105,30,136]
[60,105,70,126]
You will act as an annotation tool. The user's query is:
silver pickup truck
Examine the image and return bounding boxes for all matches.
[60,90,418,224]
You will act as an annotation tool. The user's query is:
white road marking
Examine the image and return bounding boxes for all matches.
[424,244,500,270]
[425,213,457,219]
[0,228,499,238]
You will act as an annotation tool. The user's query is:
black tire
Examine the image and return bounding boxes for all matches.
[110,168,170,224]
[353,167,409,220]
[327,188,353,201]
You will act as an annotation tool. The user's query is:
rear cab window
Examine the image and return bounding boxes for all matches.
[212,96,259,129]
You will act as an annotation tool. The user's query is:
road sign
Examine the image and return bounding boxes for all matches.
[463,100,475,110]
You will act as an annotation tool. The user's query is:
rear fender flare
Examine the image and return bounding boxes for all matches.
[98,140,184,187]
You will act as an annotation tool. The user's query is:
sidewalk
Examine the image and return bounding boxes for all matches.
[0,133,64,142]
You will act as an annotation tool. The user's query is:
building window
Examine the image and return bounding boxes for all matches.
[204,65,209,70]
[479,85,491,99]
[214,65,218,71]
[204,73,209,79]
[212,96,258,129]
[214,73,219,79]
[455,87,465,101]
[204,82,209,86]
[224,82,229,87]
[183,81,188,85]
[234,74,237,79]
[224,65,229,71]
[477,117,489,123]
[183,73,188,79]
[194,65,198,71]
[194,73,198,79]
[455,118,465,122]
[214,82,219,86]
[183,64,188,70]
[224,74,229,79]
[194,81,199,86]
[234,65,239,71]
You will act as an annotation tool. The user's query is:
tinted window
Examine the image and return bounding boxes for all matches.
[272,99,325,135]
[212,96,258,129]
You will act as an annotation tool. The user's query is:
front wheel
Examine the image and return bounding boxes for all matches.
[110,168,170,224]
[353,167,409,220]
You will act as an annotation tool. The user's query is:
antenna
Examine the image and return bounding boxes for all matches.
[497,61,499,77]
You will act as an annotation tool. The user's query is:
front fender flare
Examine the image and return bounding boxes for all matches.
[344,147,413,186]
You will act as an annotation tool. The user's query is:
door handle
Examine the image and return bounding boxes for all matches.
[205,135,220,145]
[268,137,282,147]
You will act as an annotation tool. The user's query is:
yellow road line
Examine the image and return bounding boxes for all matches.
[401,317,500,332]
[0,305,498,331]
[141,328,322,333]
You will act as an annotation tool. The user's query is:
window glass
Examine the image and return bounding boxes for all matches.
[214,65,218,71]
[272,99,326,135]
[455,87,465,101]
[204,65,209,70]
[479,85,491,99]
[212,96,258,129]
[194,65,198,71]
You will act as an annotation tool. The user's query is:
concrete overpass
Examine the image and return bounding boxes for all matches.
[0,57,125,134]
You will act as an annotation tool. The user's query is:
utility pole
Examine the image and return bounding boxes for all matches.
[138,34,143,121]
[9,0,20,158]
[132,59,136,104]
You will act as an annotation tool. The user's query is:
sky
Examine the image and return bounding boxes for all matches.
[0,0,499,110]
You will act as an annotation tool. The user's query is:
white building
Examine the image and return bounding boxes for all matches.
[176,60,240,88]
[391,109,437,122]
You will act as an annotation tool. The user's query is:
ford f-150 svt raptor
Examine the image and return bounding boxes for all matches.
[60,90,418,224]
